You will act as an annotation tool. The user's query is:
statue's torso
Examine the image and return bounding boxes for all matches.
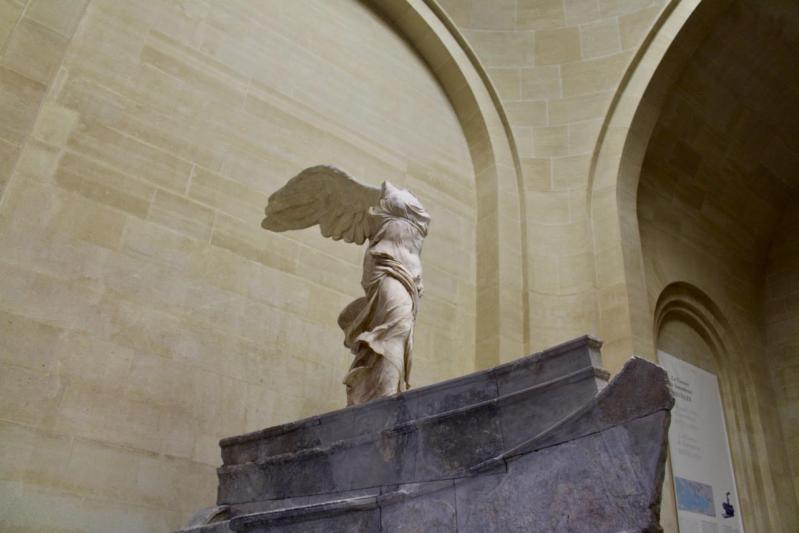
[362,217,423,292]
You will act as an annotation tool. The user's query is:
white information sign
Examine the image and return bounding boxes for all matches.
[658,351,744,533]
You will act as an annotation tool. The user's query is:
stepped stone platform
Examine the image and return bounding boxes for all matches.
[178,335,674,532]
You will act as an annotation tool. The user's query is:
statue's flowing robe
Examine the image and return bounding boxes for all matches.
[338,217,422,405]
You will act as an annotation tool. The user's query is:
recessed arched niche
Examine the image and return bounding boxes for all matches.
[591,0,799,528]
[653,282,754,532]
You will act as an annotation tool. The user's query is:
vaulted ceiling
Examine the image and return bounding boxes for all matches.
[639,0,799,267]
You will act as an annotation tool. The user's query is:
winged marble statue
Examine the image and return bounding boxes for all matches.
[262,165,431,406]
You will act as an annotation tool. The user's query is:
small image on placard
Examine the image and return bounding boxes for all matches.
[675,476,716,517]
[721,492,735,518]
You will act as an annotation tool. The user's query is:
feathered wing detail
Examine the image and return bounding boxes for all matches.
[261,165,381,245]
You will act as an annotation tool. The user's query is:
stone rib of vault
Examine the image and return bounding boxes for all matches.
[178,336,674,532]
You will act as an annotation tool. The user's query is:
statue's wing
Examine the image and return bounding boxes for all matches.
[261,165,381,245]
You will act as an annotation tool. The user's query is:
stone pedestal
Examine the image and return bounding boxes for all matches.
[179,336,673,532]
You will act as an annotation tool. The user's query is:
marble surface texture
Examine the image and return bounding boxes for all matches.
[262,166,430,406]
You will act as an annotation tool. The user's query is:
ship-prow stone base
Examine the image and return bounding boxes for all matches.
[178,336,673,533]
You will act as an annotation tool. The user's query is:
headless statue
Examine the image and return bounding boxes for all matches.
[262,166,430,405]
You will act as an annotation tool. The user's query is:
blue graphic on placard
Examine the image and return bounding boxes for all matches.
[675,477,715,517]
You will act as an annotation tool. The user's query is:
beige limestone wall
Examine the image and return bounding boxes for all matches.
[0,1,479,530]
[0,0,89,199]
[764,203,799,505]
[437,0,668,359]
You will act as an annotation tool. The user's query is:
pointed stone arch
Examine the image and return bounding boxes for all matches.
[368,0,528,366]
[586,0,733,369]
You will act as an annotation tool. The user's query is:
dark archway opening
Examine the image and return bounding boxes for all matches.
[637,2,799,530]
